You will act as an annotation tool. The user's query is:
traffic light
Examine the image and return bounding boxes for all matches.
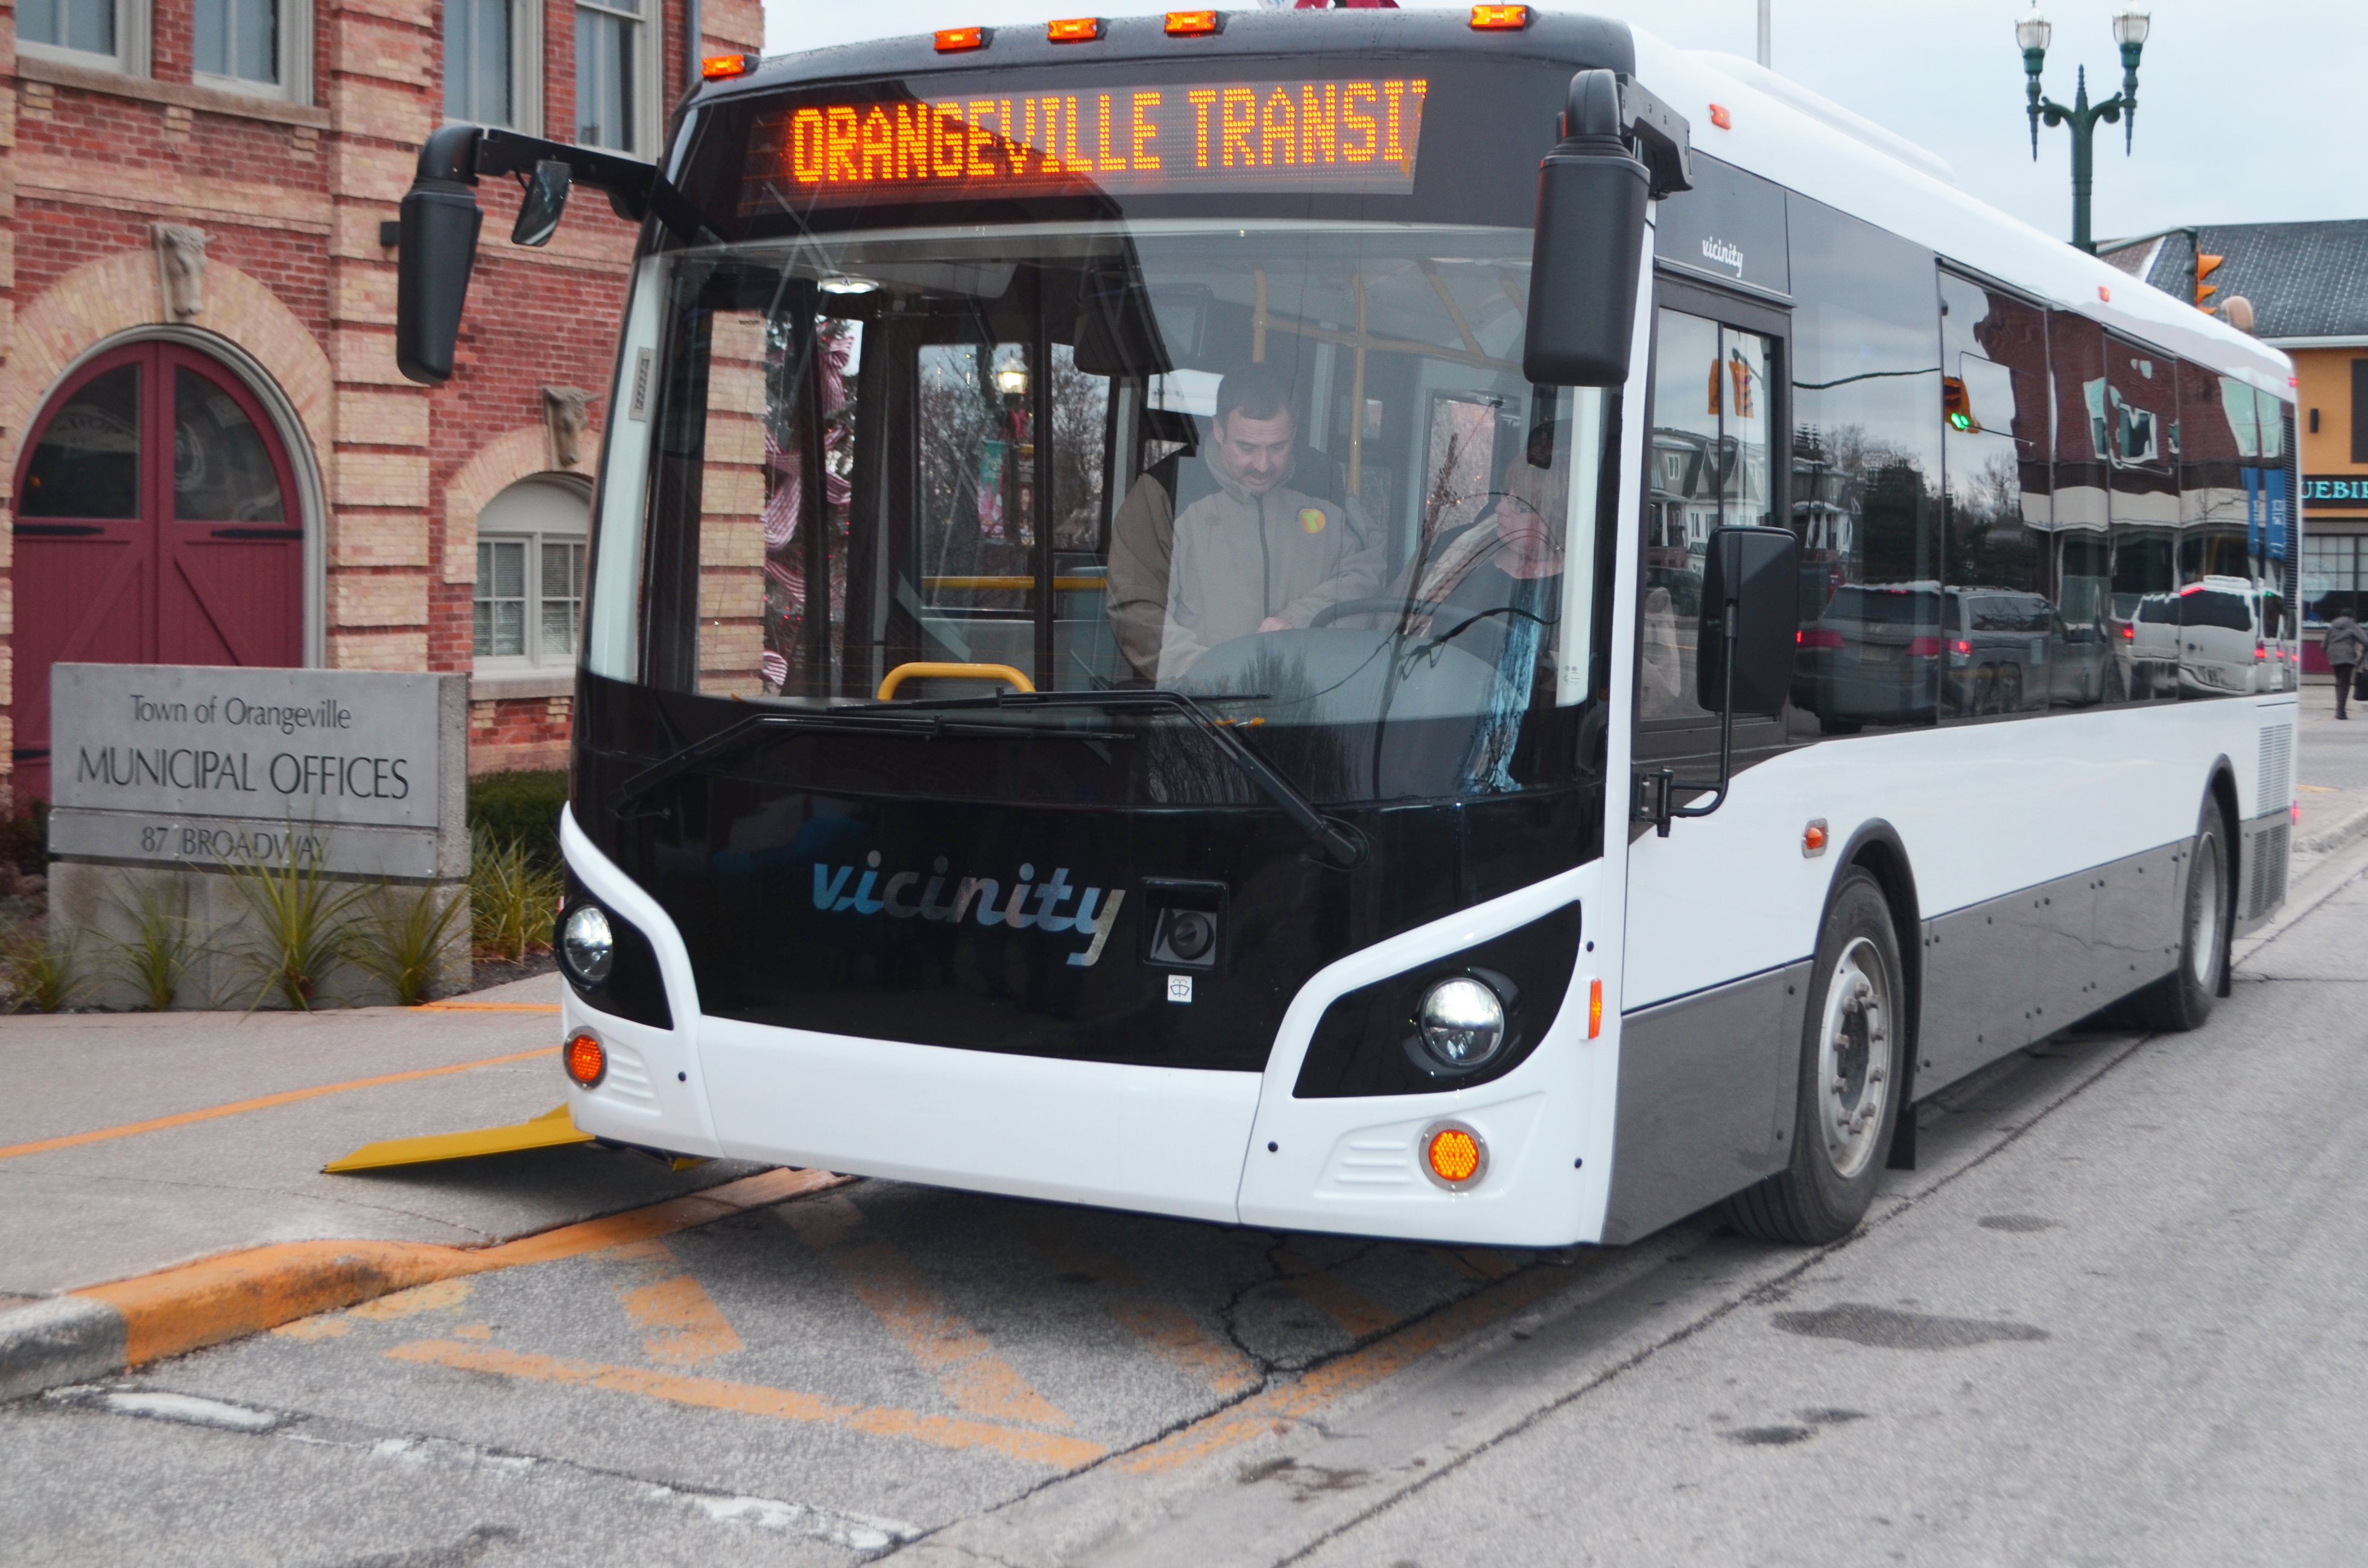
[2195,252,2224,311]
[1942,376,1978,432]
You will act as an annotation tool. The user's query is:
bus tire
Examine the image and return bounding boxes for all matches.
[2130,794,2231,1032]
[1726,869,1905,1246]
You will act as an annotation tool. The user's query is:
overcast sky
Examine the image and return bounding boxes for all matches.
[759,0,2364,244]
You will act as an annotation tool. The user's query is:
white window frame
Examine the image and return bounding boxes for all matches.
[572,0,659,156]
[473,482,590,675]
[18,0,151,76]
[442,0,543,134]
[190,0,312,105]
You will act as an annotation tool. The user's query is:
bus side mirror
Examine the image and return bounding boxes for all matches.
[1523,71,1650,388]
[511,159,573,248]
[1697,526,1800,716]
[396,125,487,385]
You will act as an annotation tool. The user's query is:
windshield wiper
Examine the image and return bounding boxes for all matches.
[615,706,1124,814]
[844,689,1369,868]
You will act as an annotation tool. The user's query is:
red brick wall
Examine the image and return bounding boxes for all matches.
[0,0,765,801]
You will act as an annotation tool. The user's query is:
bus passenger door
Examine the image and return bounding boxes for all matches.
[1612,283,1802,1237]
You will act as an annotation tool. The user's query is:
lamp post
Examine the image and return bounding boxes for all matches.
[2019,8,2150,254]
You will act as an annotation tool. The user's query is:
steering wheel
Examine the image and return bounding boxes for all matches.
[1306,597,1436,630]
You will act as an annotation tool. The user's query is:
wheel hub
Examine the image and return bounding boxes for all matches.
[1818,937,1892,1180]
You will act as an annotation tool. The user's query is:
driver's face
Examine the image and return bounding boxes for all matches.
[1214,407,1296,496]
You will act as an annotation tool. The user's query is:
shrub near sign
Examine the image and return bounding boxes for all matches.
[48,664,466,879]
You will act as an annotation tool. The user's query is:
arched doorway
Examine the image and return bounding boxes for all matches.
[12,342,304,802]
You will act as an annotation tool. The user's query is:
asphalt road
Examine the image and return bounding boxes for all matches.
[7,782,2365,1565]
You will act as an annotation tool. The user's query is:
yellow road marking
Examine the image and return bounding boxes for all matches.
[1121,1265,1563,1474]
[418,1001,563,1013]
[0,1048,559,1165]
[785,1196,1075,1430]
[1008,1208,1259,1397]
[83,1166,850,1366]
[349,1278,473,1321]
[607,1239,744,1367]
[386,1339,1107,1468]
[1274,1247,1399,1339]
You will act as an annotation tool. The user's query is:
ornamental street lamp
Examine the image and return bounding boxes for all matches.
[2019,8,2150,254]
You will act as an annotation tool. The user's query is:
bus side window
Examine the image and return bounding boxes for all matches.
[1785,196,1943,735]
[1939,273,2054,716]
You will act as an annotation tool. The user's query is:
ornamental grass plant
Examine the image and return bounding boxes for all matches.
[227,836,363,1010]
[344,882,468,1007]
[0,918,83,1013]
[470,827,562,966]
[108,874,205,1011]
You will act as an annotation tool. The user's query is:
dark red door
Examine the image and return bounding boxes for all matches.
[13,344,303,802]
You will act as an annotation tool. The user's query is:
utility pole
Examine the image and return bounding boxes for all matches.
[1757,0,1770,68]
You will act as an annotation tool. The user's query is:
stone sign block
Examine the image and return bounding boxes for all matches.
[48,663,467,879]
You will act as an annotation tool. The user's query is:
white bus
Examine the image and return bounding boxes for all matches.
[397,6,2299,1248]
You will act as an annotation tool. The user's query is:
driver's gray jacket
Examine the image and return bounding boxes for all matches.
[1155,462,1383,683]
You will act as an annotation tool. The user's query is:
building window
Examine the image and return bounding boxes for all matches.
[193,0,310,100]
[575,0,643,151]
[2304,534,2364,628]
[445,0,510,124]
[473,478,590,670]
[2352,359,2368,464]
[22,0,114,57]
[20,0,149,73]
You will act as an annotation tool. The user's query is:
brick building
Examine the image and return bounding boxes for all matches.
[0,0,760,805]
[2101,220,2368,670]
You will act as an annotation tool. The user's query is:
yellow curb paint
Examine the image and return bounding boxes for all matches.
[0,1048,560,1165]
[1119,1265,1563,1475]
[74,1166,851,1367]
[385,1339,1108,1468]
[417,1002,564,1013]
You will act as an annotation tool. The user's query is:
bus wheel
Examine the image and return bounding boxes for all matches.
[1727,869,1905,1246]
[2132,796,2230,1032]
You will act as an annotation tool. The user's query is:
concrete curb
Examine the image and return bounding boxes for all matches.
[2297,800,2368,857]
[0,1166,849,1403]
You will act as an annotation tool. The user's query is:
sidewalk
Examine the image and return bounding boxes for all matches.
[0,972,759,1302]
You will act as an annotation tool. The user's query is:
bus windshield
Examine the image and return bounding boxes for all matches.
[592,220,1609,805]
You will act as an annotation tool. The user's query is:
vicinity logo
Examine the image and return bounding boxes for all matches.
[812,853,1126,968]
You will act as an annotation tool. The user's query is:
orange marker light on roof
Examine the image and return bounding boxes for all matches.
[1048,16,1101,41]
[1709,103,1733,130]
[934,25,985,51]
[700,52,750,78]
[1469,4,1528,28]
[1164,8,1218,33]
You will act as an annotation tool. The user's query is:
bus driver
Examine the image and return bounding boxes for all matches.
[1124,365,1383,683]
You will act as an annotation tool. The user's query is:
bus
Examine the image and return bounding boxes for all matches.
[396,6,2300,1249]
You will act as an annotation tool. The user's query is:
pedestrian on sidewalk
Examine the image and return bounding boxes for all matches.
[2328,611,2368,719]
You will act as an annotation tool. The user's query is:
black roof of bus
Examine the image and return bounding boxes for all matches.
[694,8,1635,104]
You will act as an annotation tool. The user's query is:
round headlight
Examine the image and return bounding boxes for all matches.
[1416,976,1505,1070]
[562,903,615,985]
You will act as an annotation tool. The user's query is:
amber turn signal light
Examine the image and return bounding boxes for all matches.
[1588,978,1604,1039]
[1469,4,1528,28]
[1165,8,1218,34]
[1048,16,1101,41]
[934,25,985,51]
[1427,1126,1482,1183]
[565,1030,607,1088]
[700,52,750,78]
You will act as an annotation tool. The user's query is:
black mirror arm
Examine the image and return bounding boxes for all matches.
[1645,602,1738,836]
[414,125,713,244]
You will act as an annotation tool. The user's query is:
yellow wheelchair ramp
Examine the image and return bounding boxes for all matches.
[324,1104,594,1173]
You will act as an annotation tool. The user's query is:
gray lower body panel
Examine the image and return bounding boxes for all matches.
[1602,961,1810,1246]
[2236,809,2292,936]
[1917,839,2184,1096]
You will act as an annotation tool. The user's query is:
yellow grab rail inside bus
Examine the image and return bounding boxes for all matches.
[922,575,1107,592]
[875,661,1037,700]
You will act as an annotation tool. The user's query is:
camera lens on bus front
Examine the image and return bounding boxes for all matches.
[562,904,616,985]
[1416,977,1505,1070]
[1165,911,1214,963]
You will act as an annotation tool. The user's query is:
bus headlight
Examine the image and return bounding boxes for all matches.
[1416,976,1505,1070]
[562,903,616,985]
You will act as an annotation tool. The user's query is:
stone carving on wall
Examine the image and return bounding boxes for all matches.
[542,386,596,469]
[151,224,211,321]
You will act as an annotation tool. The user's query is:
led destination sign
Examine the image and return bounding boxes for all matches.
[749,77,1429,208]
